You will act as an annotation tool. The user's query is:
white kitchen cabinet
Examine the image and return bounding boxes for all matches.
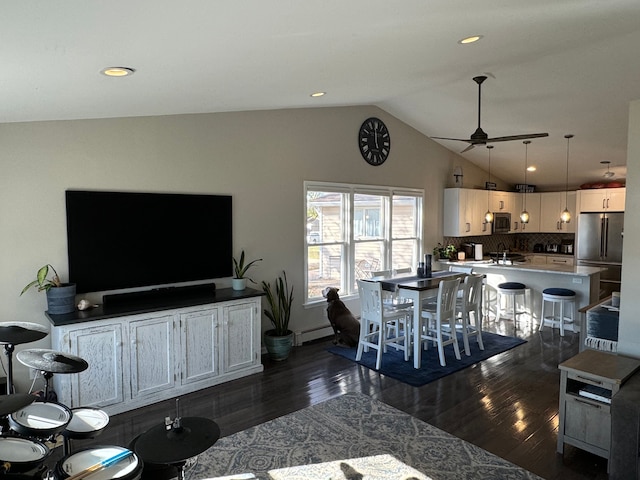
[577,188,626,213]
[51,291,263,415]
[513,192,541,233]
[540,191,576,233]
[443,188,491,237]
[129,314,176,398]
[490,191,511,213]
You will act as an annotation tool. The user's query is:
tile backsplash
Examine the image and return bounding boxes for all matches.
[441,233,574,255]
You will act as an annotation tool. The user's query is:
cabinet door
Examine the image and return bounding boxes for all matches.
[222,301,259,373]
[180,308,219,385]
[68,324,124,408]
[540,192,574,232]
[130,315,176,398]
[579,189,607,212]
[564,395,611,452]
[469,189,491,236]
[606,188,626,211]
[490,191,510,212]
[519,192,541,232]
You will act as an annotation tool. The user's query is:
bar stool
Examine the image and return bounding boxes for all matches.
[496,282,529,326]
[539,288,576,336]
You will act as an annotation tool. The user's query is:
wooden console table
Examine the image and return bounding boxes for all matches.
[557,349,640,465]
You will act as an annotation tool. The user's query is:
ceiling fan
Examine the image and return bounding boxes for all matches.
[431,75,549,153]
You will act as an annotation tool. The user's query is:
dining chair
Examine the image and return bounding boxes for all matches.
[456,274,485,356]
[417,277,461,367]
[356,280,411,370]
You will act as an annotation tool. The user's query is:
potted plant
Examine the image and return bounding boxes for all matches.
[433,243,457,260]
[232,250,262,291]
[21,264,77,315]
[261,271,294,361]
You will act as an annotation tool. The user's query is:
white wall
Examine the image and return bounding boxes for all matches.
[618,99,640,357]
[2,105,493,391]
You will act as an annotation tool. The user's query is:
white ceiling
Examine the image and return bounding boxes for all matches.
[3,0,639,190]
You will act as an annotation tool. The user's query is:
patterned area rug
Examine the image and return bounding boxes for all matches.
[327,331,526,386]
[191,392,542,479]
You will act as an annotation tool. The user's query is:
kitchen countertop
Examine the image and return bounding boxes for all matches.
[439,259,602,276]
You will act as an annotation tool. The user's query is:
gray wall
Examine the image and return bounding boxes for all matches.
[2,105,494,390]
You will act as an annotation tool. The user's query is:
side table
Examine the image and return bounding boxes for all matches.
[558,349,640,465]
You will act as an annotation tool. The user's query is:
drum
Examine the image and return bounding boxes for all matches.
[9,402,72,439]
[0,435,50,474]
[55,446,142,480]
[64,408,109,439]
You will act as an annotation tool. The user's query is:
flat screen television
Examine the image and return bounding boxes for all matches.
[66,190,233,294]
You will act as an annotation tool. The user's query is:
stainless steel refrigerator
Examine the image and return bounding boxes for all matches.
[577,212,624,298]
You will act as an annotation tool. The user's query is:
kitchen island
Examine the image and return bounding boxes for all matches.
[439,260,602,326]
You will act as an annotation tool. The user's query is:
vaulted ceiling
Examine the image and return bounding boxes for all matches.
[3,1,639,189]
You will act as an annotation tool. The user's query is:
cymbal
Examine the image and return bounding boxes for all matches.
[16,349,89,374]
[0,393,35,416]
[0,322,48,345]
[134,417,220,464]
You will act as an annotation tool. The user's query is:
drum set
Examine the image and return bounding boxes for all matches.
[0,322,220,480]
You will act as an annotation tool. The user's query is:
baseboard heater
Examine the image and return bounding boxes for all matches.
[294,325,335,346]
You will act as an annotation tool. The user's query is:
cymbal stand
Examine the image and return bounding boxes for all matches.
[165,399,188,480]
[2,343,16,395]
[41,370,54,400]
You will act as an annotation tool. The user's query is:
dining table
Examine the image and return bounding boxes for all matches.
[372,270,466,368]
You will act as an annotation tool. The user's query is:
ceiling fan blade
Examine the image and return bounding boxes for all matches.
[486,133,549,143]
[460,144,475,153]
[430,136,472,143]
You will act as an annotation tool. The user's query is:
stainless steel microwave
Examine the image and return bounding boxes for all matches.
[492,212,511,233]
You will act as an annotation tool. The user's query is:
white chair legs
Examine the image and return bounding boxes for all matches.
[539,288,576,336]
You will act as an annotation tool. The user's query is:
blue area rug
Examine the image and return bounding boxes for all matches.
[327,332,526,387]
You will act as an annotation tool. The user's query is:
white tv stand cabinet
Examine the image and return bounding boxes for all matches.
[47,286,263,415]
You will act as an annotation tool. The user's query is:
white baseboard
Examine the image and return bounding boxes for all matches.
[294,325,334,346]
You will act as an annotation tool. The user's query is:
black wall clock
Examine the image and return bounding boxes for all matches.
[358,117,390,166]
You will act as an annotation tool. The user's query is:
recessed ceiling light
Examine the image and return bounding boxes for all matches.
[310,91,326,98]
[527,166,536,172]
[101,67,136,77]
[458,35,483,45]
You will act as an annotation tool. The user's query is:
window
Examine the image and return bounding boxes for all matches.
[305,182,423,303]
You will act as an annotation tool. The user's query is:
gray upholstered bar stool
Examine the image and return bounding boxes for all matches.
[496,282,529,327]
[539,287,576,336]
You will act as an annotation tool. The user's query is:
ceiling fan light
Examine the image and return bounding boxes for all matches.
[520,210,529,223]
[561,208,571,223]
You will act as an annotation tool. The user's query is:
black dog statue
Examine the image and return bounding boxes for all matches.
[322,287,360,348]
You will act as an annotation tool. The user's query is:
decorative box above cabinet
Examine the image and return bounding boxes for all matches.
[443,188,491,237]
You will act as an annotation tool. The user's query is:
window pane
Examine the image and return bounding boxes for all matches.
[307,245,343,299]
[307,191,344,243]
[354,194,384,239]
[391,239,417,270]
[392,195,417,238]
[354,241,384,281]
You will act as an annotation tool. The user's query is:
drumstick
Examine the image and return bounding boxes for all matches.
[65,449,133,480]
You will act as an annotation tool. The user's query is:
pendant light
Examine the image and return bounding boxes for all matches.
[484,145,494,223]
[601,160,614,178]
[560,134,573,223]
[520,140,531,223]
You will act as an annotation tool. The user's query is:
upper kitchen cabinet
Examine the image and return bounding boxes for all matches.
[443,188,491,237]
[539,191,576,233]
[514,192,541,233]
[489,191,512,213]
[577,187,626,213]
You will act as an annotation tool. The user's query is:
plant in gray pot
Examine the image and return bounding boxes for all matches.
[232,250,262,291]
[261,271,294,361]
[21,264,76,315]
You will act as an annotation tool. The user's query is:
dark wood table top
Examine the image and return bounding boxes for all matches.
[374,271,464,292]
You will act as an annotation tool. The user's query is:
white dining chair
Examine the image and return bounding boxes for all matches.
[456,274,485,356]
[356,280,412,370]
[417,277,461,367]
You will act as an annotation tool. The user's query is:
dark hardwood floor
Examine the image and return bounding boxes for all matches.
[73,317,607,480]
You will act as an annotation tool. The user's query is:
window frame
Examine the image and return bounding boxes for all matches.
[304,181,423,306]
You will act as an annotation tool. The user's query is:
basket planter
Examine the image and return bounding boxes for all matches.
[264,330,293,361]
[46,283,76,315]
